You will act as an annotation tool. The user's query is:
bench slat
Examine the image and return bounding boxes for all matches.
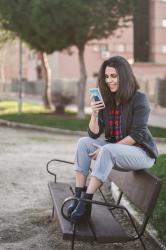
[90,203,129,243]
[48,182,130,243]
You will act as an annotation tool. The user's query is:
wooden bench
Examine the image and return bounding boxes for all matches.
[46,159,162,250]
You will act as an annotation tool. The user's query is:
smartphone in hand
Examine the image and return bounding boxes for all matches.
[89,88,105,108]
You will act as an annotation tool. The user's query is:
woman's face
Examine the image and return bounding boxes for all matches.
[105,66,119,93]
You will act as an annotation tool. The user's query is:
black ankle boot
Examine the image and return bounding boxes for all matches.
[70,193,93,223]
[67,186,87,217]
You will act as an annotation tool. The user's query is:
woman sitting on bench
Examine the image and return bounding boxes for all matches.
[67,56,158,223]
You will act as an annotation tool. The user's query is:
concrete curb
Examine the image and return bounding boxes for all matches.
[111,183,166,250]
[0,119,87,137]
[0,119,166,143]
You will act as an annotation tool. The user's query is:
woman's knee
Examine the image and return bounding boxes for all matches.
[101,143,120,157]
[96,144,117,164]
[77,137,93,150]
[100,144,114,155]
[78,136,89,144]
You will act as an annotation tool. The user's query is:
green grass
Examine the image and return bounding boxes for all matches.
[0,100,166,137]
[150,154,166,241]
[0,112,90,131]
[149,126,166,139]
[0,100,89,131]
[0,100,46,113]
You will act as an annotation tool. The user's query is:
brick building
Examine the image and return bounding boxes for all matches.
[0,0,166,105]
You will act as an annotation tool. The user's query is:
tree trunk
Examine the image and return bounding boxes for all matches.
[0,46,7,94]
[77,45,87,119]
[39,51,52,109]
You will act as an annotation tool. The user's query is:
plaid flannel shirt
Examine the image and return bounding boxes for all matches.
[108,105,123,143]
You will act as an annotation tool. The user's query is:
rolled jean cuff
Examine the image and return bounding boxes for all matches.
[73,164,89,176]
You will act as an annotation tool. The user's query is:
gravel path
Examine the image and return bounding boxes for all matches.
[0,126,165,250]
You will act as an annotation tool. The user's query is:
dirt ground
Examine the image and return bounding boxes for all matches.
[0,126,165,250]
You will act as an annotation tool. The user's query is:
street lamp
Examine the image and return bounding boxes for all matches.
[18,39,22,114]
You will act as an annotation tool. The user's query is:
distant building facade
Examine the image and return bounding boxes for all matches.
[0,0,166,105]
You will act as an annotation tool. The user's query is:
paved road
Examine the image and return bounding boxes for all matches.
[0,126,165,250]
[0,126,79,250]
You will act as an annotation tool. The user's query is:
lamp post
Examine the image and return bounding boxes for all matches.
[18,39,23,115]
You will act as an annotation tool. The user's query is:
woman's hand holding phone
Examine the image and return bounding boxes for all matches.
[90,97,105,117]
[89,88,105,116]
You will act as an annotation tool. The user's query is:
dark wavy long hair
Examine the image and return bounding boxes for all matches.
[98,56,139,107]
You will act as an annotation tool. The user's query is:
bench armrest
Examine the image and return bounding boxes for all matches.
[46,158,74,182]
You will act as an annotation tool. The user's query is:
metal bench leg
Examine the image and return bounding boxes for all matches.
[52,206,54,218]
[71,223,76,250]
[139,237,147,250]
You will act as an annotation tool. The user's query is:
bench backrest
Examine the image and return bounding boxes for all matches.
[110,169,162,216]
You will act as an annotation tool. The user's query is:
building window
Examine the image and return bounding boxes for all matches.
[100,44,108,52]
[92,44,108,53]
[161,45,166,53]
[162,19,166,27]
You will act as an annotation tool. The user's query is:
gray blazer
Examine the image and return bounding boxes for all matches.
[88,90,158,159]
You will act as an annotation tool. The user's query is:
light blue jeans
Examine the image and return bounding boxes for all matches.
[73,137,155,182]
